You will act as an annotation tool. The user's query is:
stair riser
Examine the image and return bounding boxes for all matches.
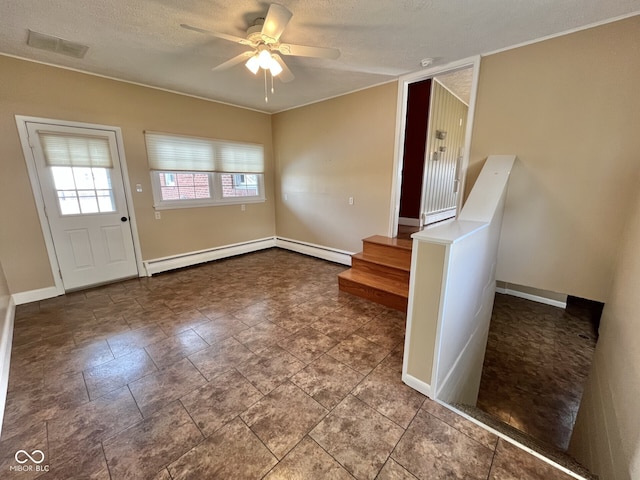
[362,242,412,269]
[338,277,407,312]
[351,257,410,285]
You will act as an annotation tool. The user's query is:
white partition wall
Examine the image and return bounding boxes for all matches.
[402,155,516,404]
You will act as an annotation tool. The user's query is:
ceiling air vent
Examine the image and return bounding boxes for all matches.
[27,30,89,59]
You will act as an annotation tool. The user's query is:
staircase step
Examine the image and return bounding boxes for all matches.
[351,253,410,285]
[452,403,598,480]
[338,269,408,312]
[362,235,413,269]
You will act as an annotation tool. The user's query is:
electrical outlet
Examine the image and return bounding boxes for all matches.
[241,204,246,211]
[154,211,161,220]
[348,197,354,205]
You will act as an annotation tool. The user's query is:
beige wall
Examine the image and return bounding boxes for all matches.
[0,56,275,293]
[469,16,640,302]
[569,172,640,480]
[272,83,398,253]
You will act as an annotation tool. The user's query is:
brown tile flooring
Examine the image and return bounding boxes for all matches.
[477,293,597,451]
[1,249,577,479]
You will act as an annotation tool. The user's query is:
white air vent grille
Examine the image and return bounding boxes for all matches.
[27,30,88,59]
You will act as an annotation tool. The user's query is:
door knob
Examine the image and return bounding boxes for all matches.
[121,217,128,222]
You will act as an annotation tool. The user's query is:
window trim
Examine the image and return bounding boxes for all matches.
[150,170,265,210]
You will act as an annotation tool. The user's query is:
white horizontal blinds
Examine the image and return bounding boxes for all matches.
[145,132,215,171]
[145,132,264,173]
[39,132,113,168]
[218,143,263,173]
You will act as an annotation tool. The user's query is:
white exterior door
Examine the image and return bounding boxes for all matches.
[26,122,138,291]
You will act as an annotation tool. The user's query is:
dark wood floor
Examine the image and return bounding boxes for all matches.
[478,293,597,450]
[2,249,577,479]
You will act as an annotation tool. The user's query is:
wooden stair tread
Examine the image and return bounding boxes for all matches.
[338,269,408,298]
[363,235,413,250]
[352,252,411,272]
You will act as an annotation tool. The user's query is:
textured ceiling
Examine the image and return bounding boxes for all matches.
[1,1,638,113]
[435,69,473,105]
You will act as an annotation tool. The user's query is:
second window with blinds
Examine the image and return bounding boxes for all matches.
[145,132,265,210]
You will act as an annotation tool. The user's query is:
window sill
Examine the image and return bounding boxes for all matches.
[153,197,266,211]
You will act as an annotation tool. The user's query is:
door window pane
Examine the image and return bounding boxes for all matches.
[78,190,99,214]
[73,167,95,190]
[51,167,76,190]
[93,168,112,189]
[53,167,116,215]
[57,191,80,215]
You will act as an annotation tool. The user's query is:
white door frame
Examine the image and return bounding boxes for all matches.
[387,55,481,237]
[15,115,145,295]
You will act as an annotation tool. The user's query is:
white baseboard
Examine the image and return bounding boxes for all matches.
[12,286,61,305]
[425,208,456,225]
[398,217,421,227]
[275,237,353,266]
[444,402,587,480]
[0,296,16,438]
[144,237,277,276]
[402,372,433,398]
[495,287,567,309]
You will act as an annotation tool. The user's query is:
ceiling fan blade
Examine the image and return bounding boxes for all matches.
[277,43,340,60]
[261,4,293,42]
[211,51,255,72]
[272,54,294,83]
[181,24,253,46]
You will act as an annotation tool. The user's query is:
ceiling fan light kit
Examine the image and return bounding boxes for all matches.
[182,3,340,102]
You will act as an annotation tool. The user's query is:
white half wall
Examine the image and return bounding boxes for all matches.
[403,155,516,404]
[0,261,15,438]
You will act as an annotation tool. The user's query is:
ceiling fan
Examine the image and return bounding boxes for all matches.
[181,3,341,85]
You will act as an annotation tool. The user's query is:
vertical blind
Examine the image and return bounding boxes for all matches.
[39,132,113,168]
[144,132,264,173]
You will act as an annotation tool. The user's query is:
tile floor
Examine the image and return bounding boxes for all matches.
[2,249,577,479]
[477,293,597,451]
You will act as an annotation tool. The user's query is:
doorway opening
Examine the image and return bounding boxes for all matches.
[389,57,479,238]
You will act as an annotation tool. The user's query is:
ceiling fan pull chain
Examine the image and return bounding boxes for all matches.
[271,73,275,94]
[264,69,268,103]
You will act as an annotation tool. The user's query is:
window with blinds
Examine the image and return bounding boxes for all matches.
[144,132,265,209]
[39,131,116,215]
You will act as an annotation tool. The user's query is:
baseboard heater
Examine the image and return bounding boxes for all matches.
[144,237,276,276]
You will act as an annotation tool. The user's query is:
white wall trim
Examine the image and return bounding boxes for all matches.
[275,237,353,266]
[144,237,277,275]
[12,286,61,306]
[483,11,640,58]
[401,373,432,398]
[425,208,457,226]
[442,401,589,480]
[495,286,567,309]
[0,296,16,438]
[398,217,421,227]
